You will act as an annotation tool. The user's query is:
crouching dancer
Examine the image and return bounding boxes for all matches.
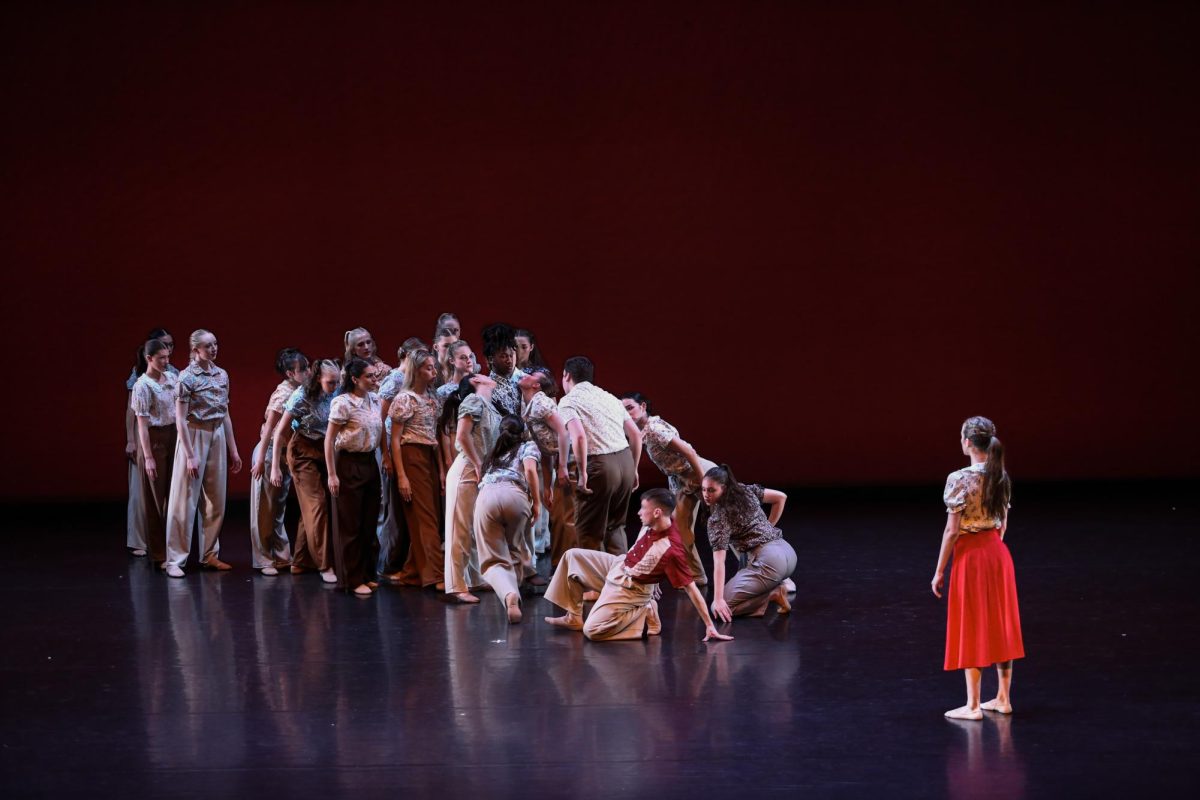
[543,489,732,642]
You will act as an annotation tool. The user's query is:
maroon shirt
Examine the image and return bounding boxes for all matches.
[623,522,695,589]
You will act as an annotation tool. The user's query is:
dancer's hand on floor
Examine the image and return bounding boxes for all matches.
[711,598,732,623]
[703,628,734,642]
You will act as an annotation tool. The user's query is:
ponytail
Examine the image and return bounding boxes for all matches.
[703,462,751,506]
[481,415,526,477]
[982,435,1012,519]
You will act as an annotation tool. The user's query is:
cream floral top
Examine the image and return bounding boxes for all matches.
[389,389,439,447]
[130,372,179,427]
[943,463,1008,533]
[329,392,383,453]
[521,391,561,457]
[557,381,630,455]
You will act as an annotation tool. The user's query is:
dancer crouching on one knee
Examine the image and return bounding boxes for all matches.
[932,416,1024,721]
[473,415,542,623]
[702,465,795,622]
[544,489,732,642]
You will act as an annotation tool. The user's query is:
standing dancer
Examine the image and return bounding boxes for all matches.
[441,374,502,604]
[431,327,459,387]
[126,327,176,556]
[130,338,178,568]
[435,312,462,339]
[344,327,391,381]
[249,348,311,576]
[164,330,242,577]
[514,328,546,371]
[557,356,641,555]
[701,464,794,621]
[473,415,542,623]
[620,391,712,586]
[388,349,445,588]
[325,359,384,596]
[377,337,427,578]
[272,359,340,584]
[543,489,732,642]
[519,370,573,569]
[481,323,524,416]
[931,416,1024,721]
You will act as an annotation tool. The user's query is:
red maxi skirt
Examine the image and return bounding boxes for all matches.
[945,529,1025,670]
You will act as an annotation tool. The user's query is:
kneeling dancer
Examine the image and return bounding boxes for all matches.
[544,489,731,642]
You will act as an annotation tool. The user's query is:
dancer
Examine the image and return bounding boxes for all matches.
[435,312,462,339]
[543,489,732,642]
[272,359,340,584]
[932,416,1024,721]
[620,391,712,585]
[481,323,524,415]
[130,338,178,568]
[249,348,311,576]
[436,340,475,407]
[344,326,391,380]
[441,373,502,604]
[701,464,794,621]
[514,328,546,371]
[325,359,384,596]
[473,415,542,623]
[431,327,459,387]
[377,337,427,578]
[558,356,641,555]
[388,349,445,588]
[125,327,177,556]
[519,370,574,569]
[164,330,242,577]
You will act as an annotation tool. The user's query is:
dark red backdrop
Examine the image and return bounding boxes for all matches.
[2,3,1196,500]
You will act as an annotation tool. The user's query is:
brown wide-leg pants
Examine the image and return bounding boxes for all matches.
[287,434,332,571]
[396,443,445,587]
[331,450,381,591]
[138,425,176,564]
[574,449,636,555]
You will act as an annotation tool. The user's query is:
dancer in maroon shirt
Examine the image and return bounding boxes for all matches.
[543,489,732,642]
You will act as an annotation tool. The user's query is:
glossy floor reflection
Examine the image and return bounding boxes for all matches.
[1,483,1196,798]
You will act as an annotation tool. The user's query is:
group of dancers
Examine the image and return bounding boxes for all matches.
[124,315,1024,716]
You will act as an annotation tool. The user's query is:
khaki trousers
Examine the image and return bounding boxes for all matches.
[331,450,381,590]
[286,434,332,571]
[165,419,228,569]
[127,456,147,551]
[545,548,655,641]
[249,440,303,569]
[725,538,797,616]
[575,449,636,555]
[548,464,578,570]
[474,481,533,601]
[672,483,711,586]
[137,425,176,563]
[395,444,445,587]
[443,452,483,594]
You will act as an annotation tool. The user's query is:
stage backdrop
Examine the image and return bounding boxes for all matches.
[2,3,1196,500]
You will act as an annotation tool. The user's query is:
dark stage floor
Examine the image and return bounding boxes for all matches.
[2,483,1196,798]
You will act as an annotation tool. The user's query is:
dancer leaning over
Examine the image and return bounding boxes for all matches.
[702,465,795,621]
[932,416,1024,721]
[544,489,732,642]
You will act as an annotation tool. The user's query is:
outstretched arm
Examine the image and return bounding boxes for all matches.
[684,582,733,642]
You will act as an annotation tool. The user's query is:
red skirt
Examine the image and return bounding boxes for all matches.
[944,529,1025,670]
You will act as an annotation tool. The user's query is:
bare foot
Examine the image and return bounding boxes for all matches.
[453,592,480,604]
[981,699,1013,714]
[944,705,983,720]
[645,601,661,636]
[770,584,791,614]
[505,593,523,624]
[544,614,583,630]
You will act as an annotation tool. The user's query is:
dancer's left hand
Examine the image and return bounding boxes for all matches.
[703,628,733,642]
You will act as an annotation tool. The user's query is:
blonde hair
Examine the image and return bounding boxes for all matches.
[189,329,214,357]
[343,327,376,363]
[401,349,435,393]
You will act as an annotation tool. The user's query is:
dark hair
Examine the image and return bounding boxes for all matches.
[341,358,372,395]
[397,337,427,363]
[619,391,651,414]
[136,338,171,376]
[962,416,1012,519]
[275,347,309,377]
[562,356,594,384]
[641,488,676,513]
[434,326,457,342]
[134,328,173,375]
[146,327,171,342]
[703,463,752,506]
[305,358,340,402]
[532,369,556,398]
[481,322,517,360]
[481,415,528,477]
[515,328,547,369]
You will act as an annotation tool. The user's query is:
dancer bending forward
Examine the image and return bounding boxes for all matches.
[544,489,732,642]
[931,415,1024,721]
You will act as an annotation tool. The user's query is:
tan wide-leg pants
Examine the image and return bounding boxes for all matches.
[545,548,655,641]
[443,452,483,594]
[165,419,228,569]
[287,434,332,571]
[548,463,578,570]
[396,444,445,587]
[725,538,797,616]
[672,484,710,586]
[249,440,303,569]
[137,425,176,564]
[127,454,147,551]
[474,481,533,602]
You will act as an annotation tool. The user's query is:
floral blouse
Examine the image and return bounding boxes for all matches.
[943,463,1008,533]
[479,441,542,495]
[489,369,524,416]
[126,364,178,391]
[457,393,502,481]
[130,372,179,427]
[521,391,561,457]
[177,361,230,422]
[642,416,691,477]
[707,483,782,553]
[285,386,335,441]
[389,389,439,447]
[329,392,383,453]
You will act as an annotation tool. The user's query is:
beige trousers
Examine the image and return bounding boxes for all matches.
[545,548,655,641]
[127,456,147,550]
[474,481,534,601]
[443,452,483,594]
[249,440,301,569]
[165,420,228,569]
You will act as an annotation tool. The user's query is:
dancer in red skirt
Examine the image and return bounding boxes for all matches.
[931,416,1024,720]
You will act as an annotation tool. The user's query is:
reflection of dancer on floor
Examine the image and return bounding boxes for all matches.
[544,489,732,642]
[701,465,795,622]
[932,416,1023,721]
